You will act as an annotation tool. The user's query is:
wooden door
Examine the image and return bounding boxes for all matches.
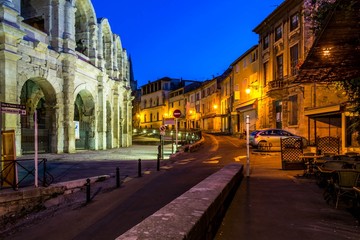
[1,130,17,188]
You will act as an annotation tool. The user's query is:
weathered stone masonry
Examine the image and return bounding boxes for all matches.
[0,0,133,155]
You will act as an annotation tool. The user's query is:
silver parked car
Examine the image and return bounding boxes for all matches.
[249,129,307,151]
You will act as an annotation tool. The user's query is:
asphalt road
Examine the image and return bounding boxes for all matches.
[5,133,247,240]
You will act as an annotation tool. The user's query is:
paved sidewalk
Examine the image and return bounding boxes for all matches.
[215,152,360,240]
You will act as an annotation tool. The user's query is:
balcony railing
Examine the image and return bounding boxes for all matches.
[267,75,297,91]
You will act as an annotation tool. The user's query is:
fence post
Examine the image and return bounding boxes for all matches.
[86,178,91,203]
[116,167,120,188]
[43,159,47,187]
[138,159,142,177]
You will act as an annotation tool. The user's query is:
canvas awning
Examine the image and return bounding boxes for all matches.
[235,99,258,113]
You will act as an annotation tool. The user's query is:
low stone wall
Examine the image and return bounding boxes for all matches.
[116,163,243,240]
[0,175,109,225]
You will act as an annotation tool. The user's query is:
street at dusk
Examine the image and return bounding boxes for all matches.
[1,0,360,239]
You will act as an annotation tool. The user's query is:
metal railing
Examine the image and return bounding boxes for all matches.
[0,158,54,190]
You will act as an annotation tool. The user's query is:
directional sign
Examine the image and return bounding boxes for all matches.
[0,102,26,110]
[0,108,26,115]
[173,109,181,118]
[1,102,26,115]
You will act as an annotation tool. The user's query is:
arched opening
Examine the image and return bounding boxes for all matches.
[20,79,56,154]
[74,90,95,150]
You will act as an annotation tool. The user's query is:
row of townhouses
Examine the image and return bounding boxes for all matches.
[134,0,360,153]
[0,0,134,156]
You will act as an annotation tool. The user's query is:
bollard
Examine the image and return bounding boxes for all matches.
[138,159,142,177]
[116,167,120,188]
[86,178,91,203]
[157,153,160,171]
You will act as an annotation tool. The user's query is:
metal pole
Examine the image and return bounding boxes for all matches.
[0,107,2,171]
[246,115,250,177]
[34,110,38,187]
[116,167,120,188]
[175,118,178,151]
[86,178,91,203]
[138,159,142,177]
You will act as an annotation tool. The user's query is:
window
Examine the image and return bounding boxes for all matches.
[276,55,284,80]
[290,13,299,31]
[290,44,299,76]
[250,50,258,63]
[196,93,200,101]
[263,61,269,86]
[243,58,247,68]
[275,25,282,42]
[263,35,269,50]
[289,95,298,125]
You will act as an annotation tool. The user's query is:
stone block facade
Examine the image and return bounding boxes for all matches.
[0,0,133,155]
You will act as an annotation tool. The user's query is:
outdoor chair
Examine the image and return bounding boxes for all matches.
[333,170,360,208]
[345,152,359,157]
[316,161,346,188]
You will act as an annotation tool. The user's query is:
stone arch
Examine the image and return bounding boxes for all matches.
[98,18,114,74]
[19,78,57,153]
[113,35,123,79]
[75,0,98,59]
[74,90,96,150]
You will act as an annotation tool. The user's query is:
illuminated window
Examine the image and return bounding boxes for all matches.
[276,55,283,80]
[263,35,269,50]
[290,44,299,76]
[275,25,282,42]
[290,13,299,31]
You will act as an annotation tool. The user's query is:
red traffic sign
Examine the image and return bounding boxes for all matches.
[173,109,181,118]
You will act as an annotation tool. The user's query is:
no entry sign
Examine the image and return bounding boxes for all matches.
[173,109,181,118]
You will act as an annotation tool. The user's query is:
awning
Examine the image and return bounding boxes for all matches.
[235,99,258,113]
[304,104,341,118]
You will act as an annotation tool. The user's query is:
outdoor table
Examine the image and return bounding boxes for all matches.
[300,155,324,176]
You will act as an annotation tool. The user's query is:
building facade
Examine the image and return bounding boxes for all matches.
[134,0,358,152]
[0,0,133,155]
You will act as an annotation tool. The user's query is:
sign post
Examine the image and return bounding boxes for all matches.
[246,115,250,177]
[173,109,181,151]
[159,125,166,159]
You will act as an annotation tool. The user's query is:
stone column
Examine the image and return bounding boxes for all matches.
[97,75,106,149]
[63,0,76,53]
[113,91,119,148]
[0,4,25,155]
[62,54,76,153]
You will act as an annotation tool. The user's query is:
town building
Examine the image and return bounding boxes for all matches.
[134,0,359,153]
[230,45,260,136]
[0,0,133,155]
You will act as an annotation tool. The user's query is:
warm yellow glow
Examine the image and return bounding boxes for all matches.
[323,47,331,57]
[213,104,218,110]
[164,113,168,118]
[136,114,140,118]
[189,110,193,115]
[245,88,251,94]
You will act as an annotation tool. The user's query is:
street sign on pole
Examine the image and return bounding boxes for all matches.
[173,109,181,118]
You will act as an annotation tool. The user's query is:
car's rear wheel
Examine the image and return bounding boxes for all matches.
[258,141,268,151]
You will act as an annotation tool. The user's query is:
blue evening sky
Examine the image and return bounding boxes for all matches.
[91,0,285,87]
